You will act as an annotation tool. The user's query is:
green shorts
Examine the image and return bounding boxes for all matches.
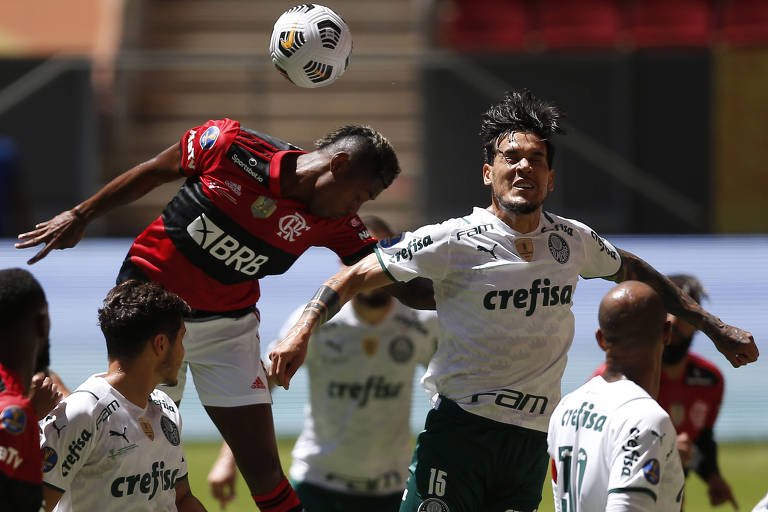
[399,397,548,512]
[293,480,402,512]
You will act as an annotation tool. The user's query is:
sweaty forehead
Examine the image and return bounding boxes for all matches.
[499,131,546,153]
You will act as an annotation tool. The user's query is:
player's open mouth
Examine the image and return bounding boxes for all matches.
[513,181,534,189]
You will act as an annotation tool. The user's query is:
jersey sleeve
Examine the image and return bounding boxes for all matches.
[570,219,622,279]
[39,393,99,493]
[606,403,681,507]
[373,221,454,283]
[0,396,40,484]
[319,215,377,266]
[179,118,240,177]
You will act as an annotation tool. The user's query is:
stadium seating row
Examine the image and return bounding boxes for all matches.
[437,0,768,51]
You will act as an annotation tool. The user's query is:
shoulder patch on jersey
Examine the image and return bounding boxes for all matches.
[379,233,403,248]
[42,446,58,473]
[418,497,450,511]
[548,233,570,264]
[0,405,26,435]
[161,416,180,446]
[200,126,220,150]
[642,458,661,484]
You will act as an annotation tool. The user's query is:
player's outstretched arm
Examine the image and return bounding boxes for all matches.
[175,476,208,511]
[609,248,758,368]
[15,144,182,264]
[268,252,393,389]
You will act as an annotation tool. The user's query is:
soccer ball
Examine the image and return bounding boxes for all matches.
[269,4,353,88]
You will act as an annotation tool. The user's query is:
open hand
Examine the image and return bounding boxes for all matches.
[16,209,87,264]
[268,327,311,390]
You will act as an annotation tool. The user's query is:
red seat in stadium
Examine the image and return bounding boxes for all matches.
[437,0,530,51]
[720,0,768,46]
[536,0,623,49]
[627,0,713,48]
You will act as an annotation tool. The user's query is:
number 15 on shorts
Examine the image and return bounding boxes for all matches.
[428,468,447,496]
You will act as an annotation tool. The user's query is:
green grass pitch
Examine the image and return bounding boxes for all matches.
[184,439,767,511]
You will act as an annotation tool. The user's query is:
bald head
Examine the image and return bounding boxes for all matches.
[598,281,667,348]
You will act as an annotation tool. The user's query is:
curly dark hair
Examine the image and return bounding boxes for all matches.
[0,268,46,328]
[98,280,190,361]
[479,89,565,167]
[315,124,401,188]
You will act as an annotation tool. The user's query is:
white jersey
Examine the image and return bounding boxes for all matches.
[547,376,685,512]
[754,492,768,511]
[374,207,621,431]
[39,374,187,512]
[276,301,437,495]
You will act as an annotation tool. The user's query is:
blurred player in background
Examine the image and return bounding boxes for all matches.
[659,274,736,509]
[39,280,205,511]
[269,89,758,512]
[208,216,438,511]
[18,119,432,511]
[0,268,50,511]
[548,281,684,511]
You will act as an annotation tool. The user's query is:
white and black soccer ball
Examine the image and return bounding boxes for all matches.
[269,4,352,88]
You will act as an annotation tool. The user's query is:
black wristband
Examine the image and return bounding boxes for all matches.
[304,285,341,324]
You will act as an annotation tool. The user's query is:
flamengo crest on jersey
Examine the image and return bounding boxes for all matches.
[374,207,621,432]
[275,302,438,495]
[39,374,187,512]
[547,377,685,512]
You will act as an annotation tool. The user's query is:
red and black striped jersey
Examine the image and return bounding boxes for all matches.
[118,119,376,313]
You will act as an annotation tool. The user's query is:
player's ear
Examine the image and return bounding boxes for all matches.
[151,333,168,356]
[328,151,351,176]
[548,169,555,192]
[482,163,493,185]
[662,320,672,346]
[595,328,608,352]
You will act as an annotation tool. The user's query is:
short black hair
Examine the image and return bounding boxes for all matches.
[668,274,708,305]
[479,89,565,167]
[315,124,401,188]
[0,268,46,328]
[98,280,190,361]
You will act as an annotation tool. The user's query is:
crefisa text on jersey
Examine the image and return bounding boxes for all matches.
[558,401,608,433]
[483,277,573,316]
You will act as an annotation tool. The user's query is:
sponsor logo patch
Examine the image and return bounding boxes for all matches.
[41,446,58,472]
[0,406,26,435]
[379,234,403,248]
[199,126,220,150]
[643,458,661,484]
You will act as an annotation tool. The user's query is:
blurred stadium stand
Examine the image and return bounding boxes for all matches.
[0,0,766,236]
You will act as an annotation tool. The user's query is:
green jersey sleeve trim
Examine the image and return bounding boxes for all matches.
[608,486,657,502]
[374,246,400,283]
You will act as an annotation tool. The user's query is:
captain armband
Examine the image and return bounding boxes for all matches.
[303,285,341,325]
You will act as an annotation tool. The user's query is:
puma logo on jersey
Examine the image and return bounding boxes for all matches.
[476,243,498,259]
[187,214,269,276]
[109,426,130,444]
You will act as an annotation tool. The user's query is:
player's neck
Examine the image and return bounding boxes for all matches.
[282,152,320,202]
[487,204,541,234]
[104,360,156,408]
[662,358,688,380]
[603,365,660,399]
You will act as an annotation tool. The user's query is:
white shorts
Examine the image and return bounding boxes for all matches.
[159,311,272,407]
